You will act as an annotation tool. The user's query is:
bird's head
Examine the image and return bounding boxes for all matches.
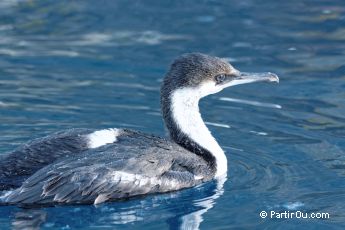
[161,53,278,99]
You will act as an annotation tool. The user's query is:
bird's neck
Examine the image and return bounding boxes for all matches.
[162,87,228,177]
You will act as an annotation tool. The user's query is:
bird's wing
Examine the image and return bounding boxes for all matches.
[3,149,198,205]
[0,128,99,189]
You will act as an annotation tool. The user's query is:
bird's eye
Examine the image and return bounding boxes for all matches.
[215,74,226,84]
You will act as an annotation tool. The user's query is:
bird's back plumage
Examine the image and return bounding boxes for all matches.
[1,129,212,205]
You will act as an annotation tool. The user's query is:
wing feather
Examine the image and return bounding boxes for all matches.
[3,158,199,205]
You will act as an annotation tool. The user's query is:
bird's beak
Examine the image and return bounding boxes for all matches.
[222,72,279,89]
[237,72,279,83]
[222,71,279,88]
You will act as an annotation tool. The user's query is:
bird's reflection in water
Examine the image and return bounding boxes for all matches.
[6,176,226,229]
[11,209,46,230]
[180,176,226,230]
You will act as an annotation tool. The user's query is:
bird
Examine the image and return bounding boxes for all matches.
[0,53,279,206]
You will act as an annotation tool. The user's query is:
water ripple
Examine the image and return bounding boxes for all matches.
[219,97,282,109]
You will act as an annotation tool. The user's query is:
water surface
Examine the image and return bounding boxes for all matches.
[0,0,345,229]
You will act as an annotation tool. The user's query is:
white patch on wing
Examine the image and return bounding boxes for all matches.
[194,175,203,180]
[171,83,228,177]
[111,172,179,190]
[87,128,121,148]
[94,194,109,205]
[111,171,162,186]
[90,170,198,205]
[113,171,138,182]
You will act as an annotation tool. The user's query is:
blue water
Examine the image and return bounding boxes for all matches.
[0,0,345,229]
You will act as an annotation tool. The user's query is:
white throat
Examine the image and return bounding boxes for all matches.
[170,83,228,177]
